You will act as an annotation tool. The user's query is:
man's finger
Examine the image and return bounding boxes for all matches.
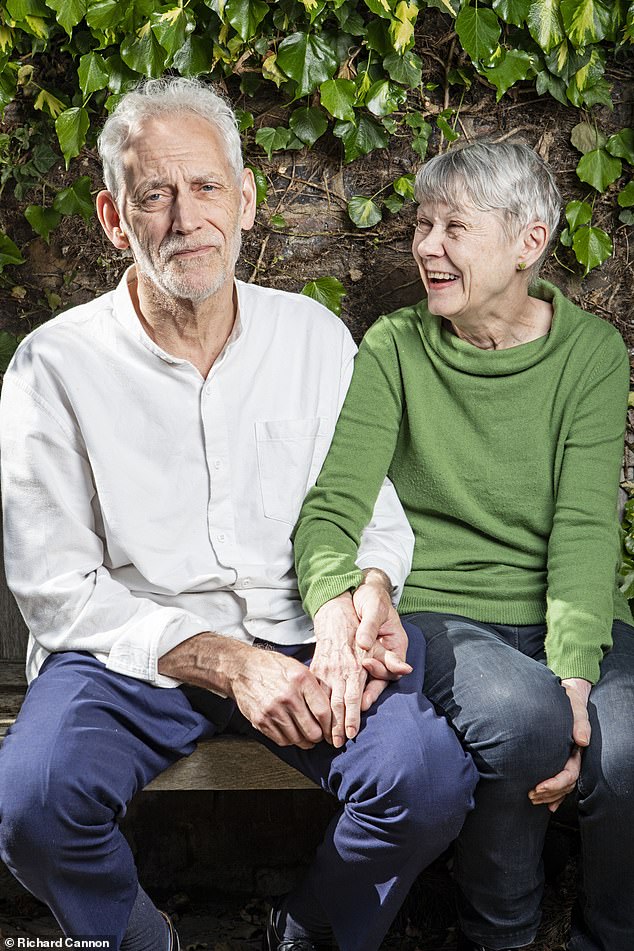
[361,678,388,710]
[529,748,582,804]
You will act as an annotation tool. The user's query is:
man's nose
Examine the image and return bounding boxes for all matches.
[171,190,201,233]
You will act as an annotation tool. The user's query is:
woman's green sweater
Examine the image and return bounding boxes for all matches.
[294,281,632,683]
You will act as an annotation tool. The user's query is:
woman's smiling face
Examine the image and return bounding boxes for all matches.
[411,199,523,325]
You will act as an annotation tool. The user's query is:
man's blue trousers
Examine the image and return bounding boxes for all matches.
[0,624,477,951]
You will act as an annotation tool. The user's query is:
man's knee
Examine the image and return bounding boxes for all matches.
[0,735,111,872]
[361,706,477,845]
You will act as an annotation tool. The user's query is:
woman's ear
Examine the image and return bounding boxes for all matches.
[96,191,130,250]
[516,220,549,271]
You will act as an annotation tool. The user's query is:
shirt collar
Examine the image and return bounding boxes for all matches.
[112,265,245,373]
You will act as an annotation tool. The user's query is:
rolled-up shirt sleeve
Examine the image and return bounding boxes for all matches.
[1,373,208,686]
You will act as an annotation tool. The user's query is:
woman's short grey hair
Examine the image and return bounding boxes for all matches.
[414,139,562,270]
[97,76,243,199]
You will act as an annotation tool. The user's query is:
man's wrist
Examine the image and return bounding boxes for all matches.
[360,567,394,595]
[158,631,251,696]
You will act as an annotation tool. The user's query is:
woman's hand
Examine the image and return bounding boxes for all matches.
[528,677,592,812]
[311,592,368,748]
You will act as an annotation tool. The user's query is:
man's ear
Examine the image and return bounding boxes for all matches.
[239,168,257,232]
[517,220,549,271]
[96,191,130,250]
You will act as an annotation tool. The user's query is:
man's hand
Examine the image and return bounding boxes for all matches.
[159,632,331,750]
[230,646,332,750]
[311,592,367,748]
[528,677,592,812]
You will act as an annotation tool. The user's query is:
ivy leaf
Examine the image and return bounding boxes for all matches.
[365,78,406,116]
[225,0,269,41]
[320,78,356,121]
[77,51,109,96]
[85,0,125,31]
[236,109,254,132]
[570,121,607,154]
[606,129,634,166]
[151,6,195,59]
[572,225,612,274]
[347,195,382,228]
[33,87,66,118]
[121,23,166,78]
[363,0,394,20]
[245,163,268,206]
[301,276,346,316]
[436,115,460,142]
[25,204,62,243]
[0,331,20,373]
[289,106,328,146]
[0,60,17,114]
[426,0,460,16]
[53,176,94,221]
[44,0,87,37]
[0,232,24,271]
[560,0,612,49]
[527,0,565,53]
[455,6,500,62]
[565,200,592,231]
[383,193,405,212]
[333,115,389,163]
[270,213,287,229]
[277,32,338,97]
[576,148,622,191]
[298,0,327,25]
[492,0,531,27]
[171,35,215,76]
[617,181,634,208]
[620,209,634,226]
[483,48,533,100]
[255,126,292,159]
[389,1,419,53]
[383,50,422,87]
[393,173,415,199]
[55,106,90,168]
[406,112,433,159]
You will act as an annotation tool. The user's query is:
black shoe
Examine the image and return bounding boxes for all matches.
[457,937,522,951]
[262,902,320,951]
[159,910,181,951]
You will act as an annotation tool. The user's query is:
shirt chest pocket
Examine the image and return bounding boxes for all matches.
[255,417,330,524]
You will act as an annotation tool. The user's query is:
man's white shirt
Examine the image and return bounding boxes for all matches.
[1,269,413,686]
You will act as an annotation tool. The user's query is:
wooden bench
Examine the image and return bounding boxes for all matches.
[0,660,315,790]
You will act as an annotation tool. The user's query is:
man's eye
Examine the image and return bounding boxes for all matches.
[201,184,216,193]
[415,220,431,233]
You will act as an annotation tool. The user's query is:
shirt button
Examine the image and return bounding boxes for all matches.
[217,533,226,543]
[214,459,221,469]
[243,578,251,587]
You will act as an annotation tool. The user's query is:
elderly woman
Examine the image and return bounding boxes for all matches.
[294,140,634,951]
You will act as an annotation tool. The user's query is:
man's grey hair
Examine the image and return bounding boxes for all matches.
[97,76,243,199]
[414,139,562,270]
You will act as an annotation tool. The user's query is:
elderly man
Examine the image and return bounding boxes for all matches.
[0,78,477,951]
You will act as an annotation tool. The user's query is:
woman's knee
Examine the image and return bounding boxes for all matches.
[465,672,573,788]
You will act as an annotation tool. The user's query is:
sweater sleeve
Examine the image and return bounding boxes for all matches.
[294,319,405,617]
[545,330,630,683]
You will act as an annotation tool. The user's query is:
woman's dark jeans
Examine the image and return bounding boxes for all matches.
[405,612,634,951]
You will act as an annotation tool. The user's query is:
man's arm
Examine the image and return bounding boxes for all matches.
[1,371,210,686]
[158,632,332,749]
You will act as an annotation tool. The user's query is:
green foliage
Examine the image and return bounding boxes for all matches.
[301,276,347,315]
[620,495,634,601]
[0,0,630,285]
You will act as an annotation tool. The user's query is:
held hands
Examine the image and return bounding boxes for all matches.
[311,574,412,748]
[528,677,592,812]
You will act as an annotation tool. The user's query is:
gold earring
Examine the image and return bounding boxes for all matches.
[517,261,527,271]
